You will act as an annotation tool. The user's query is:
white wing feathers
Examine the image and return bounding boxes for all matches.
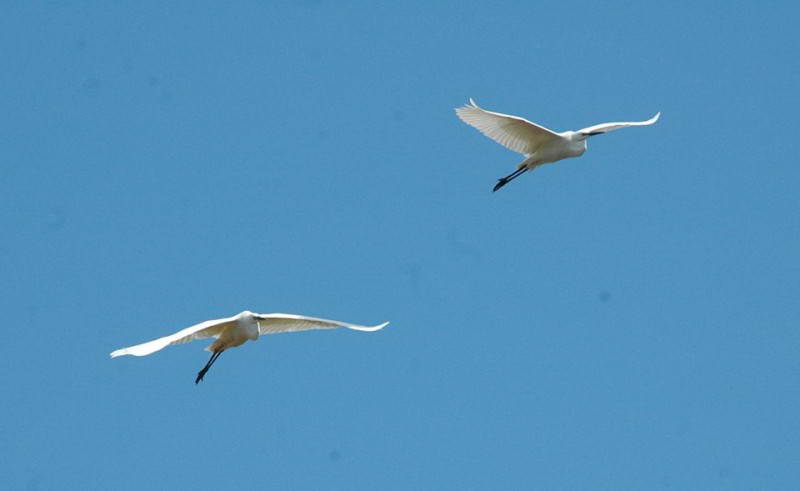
[578,112,661,136]
[255,313,389,335]
[454,98,562,155]
[109,315,238,358]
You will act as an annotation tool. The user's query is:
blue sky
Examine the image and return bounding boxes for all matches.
[2,2,799,489]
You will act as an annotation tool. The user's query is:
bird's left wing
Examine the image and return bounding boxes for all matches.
[578,112,660,136]
[455,98,563,155]
[254,313,389,335]
[109,314,238,357]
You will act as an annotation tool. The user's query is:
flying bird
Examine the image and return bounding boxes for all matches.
[110,310,389,384]
[455,99,660,191]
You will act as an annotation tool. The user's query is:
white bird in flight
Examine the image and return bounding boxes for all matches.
[110,310,389,384]
[455,99,660,191]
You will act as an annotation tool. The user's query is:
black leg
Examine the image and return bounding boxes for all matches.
[195,350,223,384]
[493,167,528,192]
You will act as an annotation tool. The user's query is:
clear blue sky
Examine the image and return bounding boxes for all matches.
[2,2,799,489]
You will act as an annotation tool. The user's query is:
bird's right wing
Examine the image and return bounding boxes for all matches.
[578,112,660,136]
[109,315,238,357]
[455,98,563,155]
[254,313,389,335]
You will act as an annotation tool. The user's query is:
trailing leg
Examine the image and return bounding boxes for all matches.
[493,167,528,192]
[195,350,224,384]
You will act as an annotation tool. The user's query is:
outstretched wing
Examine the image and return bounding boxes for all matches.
[109,315,238,357]
[455,98,563,155]
[254,313,389,335]
[578,112,660,136]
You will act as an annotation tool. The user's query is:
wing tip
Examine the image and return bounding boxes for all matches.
[454,98,479,115]
[110,348,127,358]
[354,321,390,332]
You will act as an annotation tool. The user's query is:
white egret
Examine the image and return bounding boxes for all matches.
[455,99,660,191]
[110,311,389,383]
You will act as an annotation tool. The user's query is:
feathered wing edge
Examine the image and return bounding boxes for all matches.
[109,315,238,358]
[578,112,661,136]
[254,313,389,335]
[454,98,562,155]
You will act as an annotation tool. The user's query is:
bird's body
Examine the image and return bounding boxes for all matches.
[110,310,388,383]
[455,99,660,191]
[205,311,260,353]
[526,132,587,165]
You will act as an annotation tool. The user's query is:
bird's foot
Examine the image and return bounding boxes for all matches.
[493,178,508,192]
[195,369,207,384]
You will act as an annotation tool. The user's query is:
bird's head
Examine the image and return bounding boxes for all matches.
[578,130,604,140]
[565,131,591,142]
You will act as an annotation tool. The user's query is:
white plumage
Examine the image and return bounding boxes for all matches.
[455,98,660,191]
[110,310,388,383]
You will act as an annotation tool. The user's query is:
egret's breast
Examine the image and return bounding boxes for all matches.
[242,318,260,342]
[222,318,261,349]
[536,139,585,164]
[564,140,587,158]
